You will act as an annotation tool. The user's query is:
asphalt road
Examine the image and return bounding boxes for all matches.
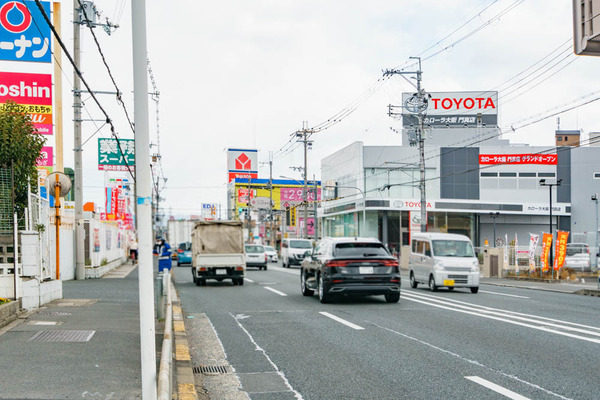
[173,261,600,400]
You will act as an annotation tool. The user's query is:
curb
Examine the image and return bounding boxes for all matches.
[171,285,199,400]
[481,281,600,295]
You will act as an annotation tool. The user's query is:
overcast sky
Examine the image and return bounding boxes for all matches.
[8,0,597,218]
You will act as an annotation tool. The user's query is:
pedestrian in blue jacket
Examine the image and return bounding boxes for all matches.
[154,237,172,272]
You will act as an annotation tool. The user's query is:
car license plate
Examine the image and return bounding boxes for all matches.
[216,269,227,275]
[443,279,455,286]
[359,266,374,274]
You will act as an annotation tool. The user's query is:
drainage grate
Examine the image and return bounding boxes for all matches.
[29,330,95,342]
[37,311,72,316]
[193,365,232,375]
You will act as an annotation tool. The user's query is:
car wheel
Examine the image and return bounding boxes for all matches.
[410,272,418,288]
[301,268,314,296]
[177,261,180,266]
[429,275,438,292]
[200,279,207,287]
[264,264,268,271]
[385,292,400,303]
[232,279,238,286]
[470,287,479,294]
[447,287,454,291]
[318,273,330,303]
[239,278,244,286]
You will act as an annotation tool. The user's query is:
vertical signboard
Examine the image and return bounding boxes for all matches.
[528,233,539,271]
[0,72,53,135]
[540,233,553,272]
[553,231,569,271]
[0,0,52,63]
[227,148,258,181]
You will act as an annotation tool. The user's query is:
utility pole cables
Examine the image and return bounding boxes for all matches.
[385,57,430,232]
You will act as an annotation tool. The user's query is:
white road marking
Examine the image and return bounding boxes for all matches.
[319,312,364,330]
[264,287,288,297]
[479,290,530,299]
[244,278,254,283]
[369,321,572,400]
[402,292,600,344]
[466,376,531,400]
[270,265,300,275]
[231,313,304,399]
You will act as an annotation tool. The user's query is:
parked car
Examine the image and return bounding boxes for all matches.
[300,237,401,303]
[177,242,192,266]
[245,244,268,270]
[409,233,480,293]
[564,243,591,272]
[264,245,278,262]
[281,238,313,268]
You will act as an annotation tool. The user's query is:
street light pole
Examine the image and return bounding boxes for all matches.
[592,194,599,269]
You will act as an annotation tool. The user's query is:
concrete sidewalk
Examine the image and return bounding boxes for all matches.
[0,263,149,400]
[481,275,600,295]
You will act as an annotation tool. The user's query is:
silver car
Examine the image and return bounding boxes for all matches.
[264,245,278,263]
[564,243,591,272]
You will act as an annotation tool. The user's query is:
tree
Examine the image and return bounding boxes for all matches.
[0,101,46,221]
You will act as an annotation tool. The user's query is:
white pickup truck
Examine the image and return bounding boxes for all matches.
[191,220,246,286]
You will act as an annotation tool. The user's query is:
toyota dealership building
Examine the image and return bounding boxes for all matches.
[319,91,600,253]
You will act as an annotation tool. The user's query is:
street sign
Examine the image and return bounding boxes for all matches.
[290,207,296,227]
[98,138,135,171]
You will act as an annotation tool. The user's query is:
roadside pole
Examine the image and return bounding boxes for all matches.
[132,1,157,398]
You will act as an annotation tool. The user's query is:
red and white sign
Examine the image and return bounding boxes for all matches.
[0,71,53,135]
[280,187,321,202]
[37,146,52,167]
[228,171,258,182]
[227,149,258,182]
[479,154,557,165]
[238,188,254,204]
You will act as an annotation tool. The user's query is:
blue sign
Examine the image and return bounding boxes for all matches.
[0,1,52,63]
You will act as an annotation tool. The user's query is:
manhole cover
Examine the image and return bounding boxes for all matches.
[193,365,232,375]
[37,311,72,316]
[29,330,95,342]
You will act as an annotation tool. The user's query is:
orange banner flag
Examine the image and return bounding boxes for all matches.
[553,231,569,271]
[540,233,553,272]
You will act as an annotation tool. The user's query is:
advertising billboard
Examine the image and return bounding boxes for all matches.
[0,71,53,134]
[0,0,52,63]
[402,91,498,128]
[98,138,135,171]
[227,148,258,182]
[232,178,321,211]
[479,154,557,165]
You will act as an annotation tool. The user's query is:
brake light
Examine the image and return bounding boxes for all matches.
[390,279,400,283]
[199,267,206,271]
[325,260,348,267]
[235,267,244,271]
[381,259,399,267]
[178,249,183,253]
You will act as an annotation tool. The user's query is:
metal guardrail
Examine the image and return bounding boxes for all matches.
[157,272,173,400]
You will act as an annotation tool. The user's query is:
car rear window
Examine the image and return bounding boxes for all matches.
[566,244,588,256]
[179,242,191,251]
[290,240,312,249]
[265,246,275,252]
[334,243,389,257]
[246,245,264,253]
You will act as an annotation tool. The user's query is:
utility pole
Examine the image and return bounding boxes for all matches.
[385,58,429,232]
[313,175,318,240]
[269,152,274,246]
[132,0,157,397]
[73,1,84,280]
[296,122,313,239]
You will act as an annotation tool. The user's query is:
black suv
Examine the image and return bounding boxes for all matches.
[300,237,401,303]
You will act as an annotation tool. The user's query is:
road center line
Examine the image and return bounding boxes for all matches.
[319,312,364,330]
[479,290,530,299]
[264,287,287,297]
[466,376,531,400]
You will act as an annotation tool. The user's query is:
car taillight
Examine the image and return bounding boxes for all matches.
[381,259,399,267]
[325,260,348,267]
[178,249,183,253]
[265,254,268,262]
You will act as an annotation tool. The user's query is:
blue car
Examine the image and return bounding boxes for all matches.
[177,242,192,266]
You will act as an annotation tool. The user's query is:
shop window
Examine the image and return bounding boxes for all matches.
[557,137,563,141]
[538,172,555,177]
[594,172,600,179]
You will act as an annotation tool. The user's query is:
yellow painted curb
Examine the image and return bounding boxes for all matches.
[174,320,185,332]
[178,383,198,400]
[173,305,182,314]
[175,343,191,361]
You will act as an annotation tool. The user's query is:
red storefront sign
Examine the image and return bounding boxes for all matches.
[479,154,557,165]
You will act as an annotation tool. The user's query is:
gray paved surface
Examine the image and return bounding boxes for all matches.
[0,263,147,400]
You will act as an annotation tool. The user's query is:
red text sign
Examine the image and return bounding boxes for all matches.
[479,154,557,165]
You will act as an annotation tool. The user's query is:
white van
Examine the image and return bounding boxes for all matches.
[281,238,313,268]
[409,233,480,293]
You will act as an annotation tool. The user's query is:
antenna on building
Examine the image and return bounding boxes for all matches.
[557,117,560,131]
